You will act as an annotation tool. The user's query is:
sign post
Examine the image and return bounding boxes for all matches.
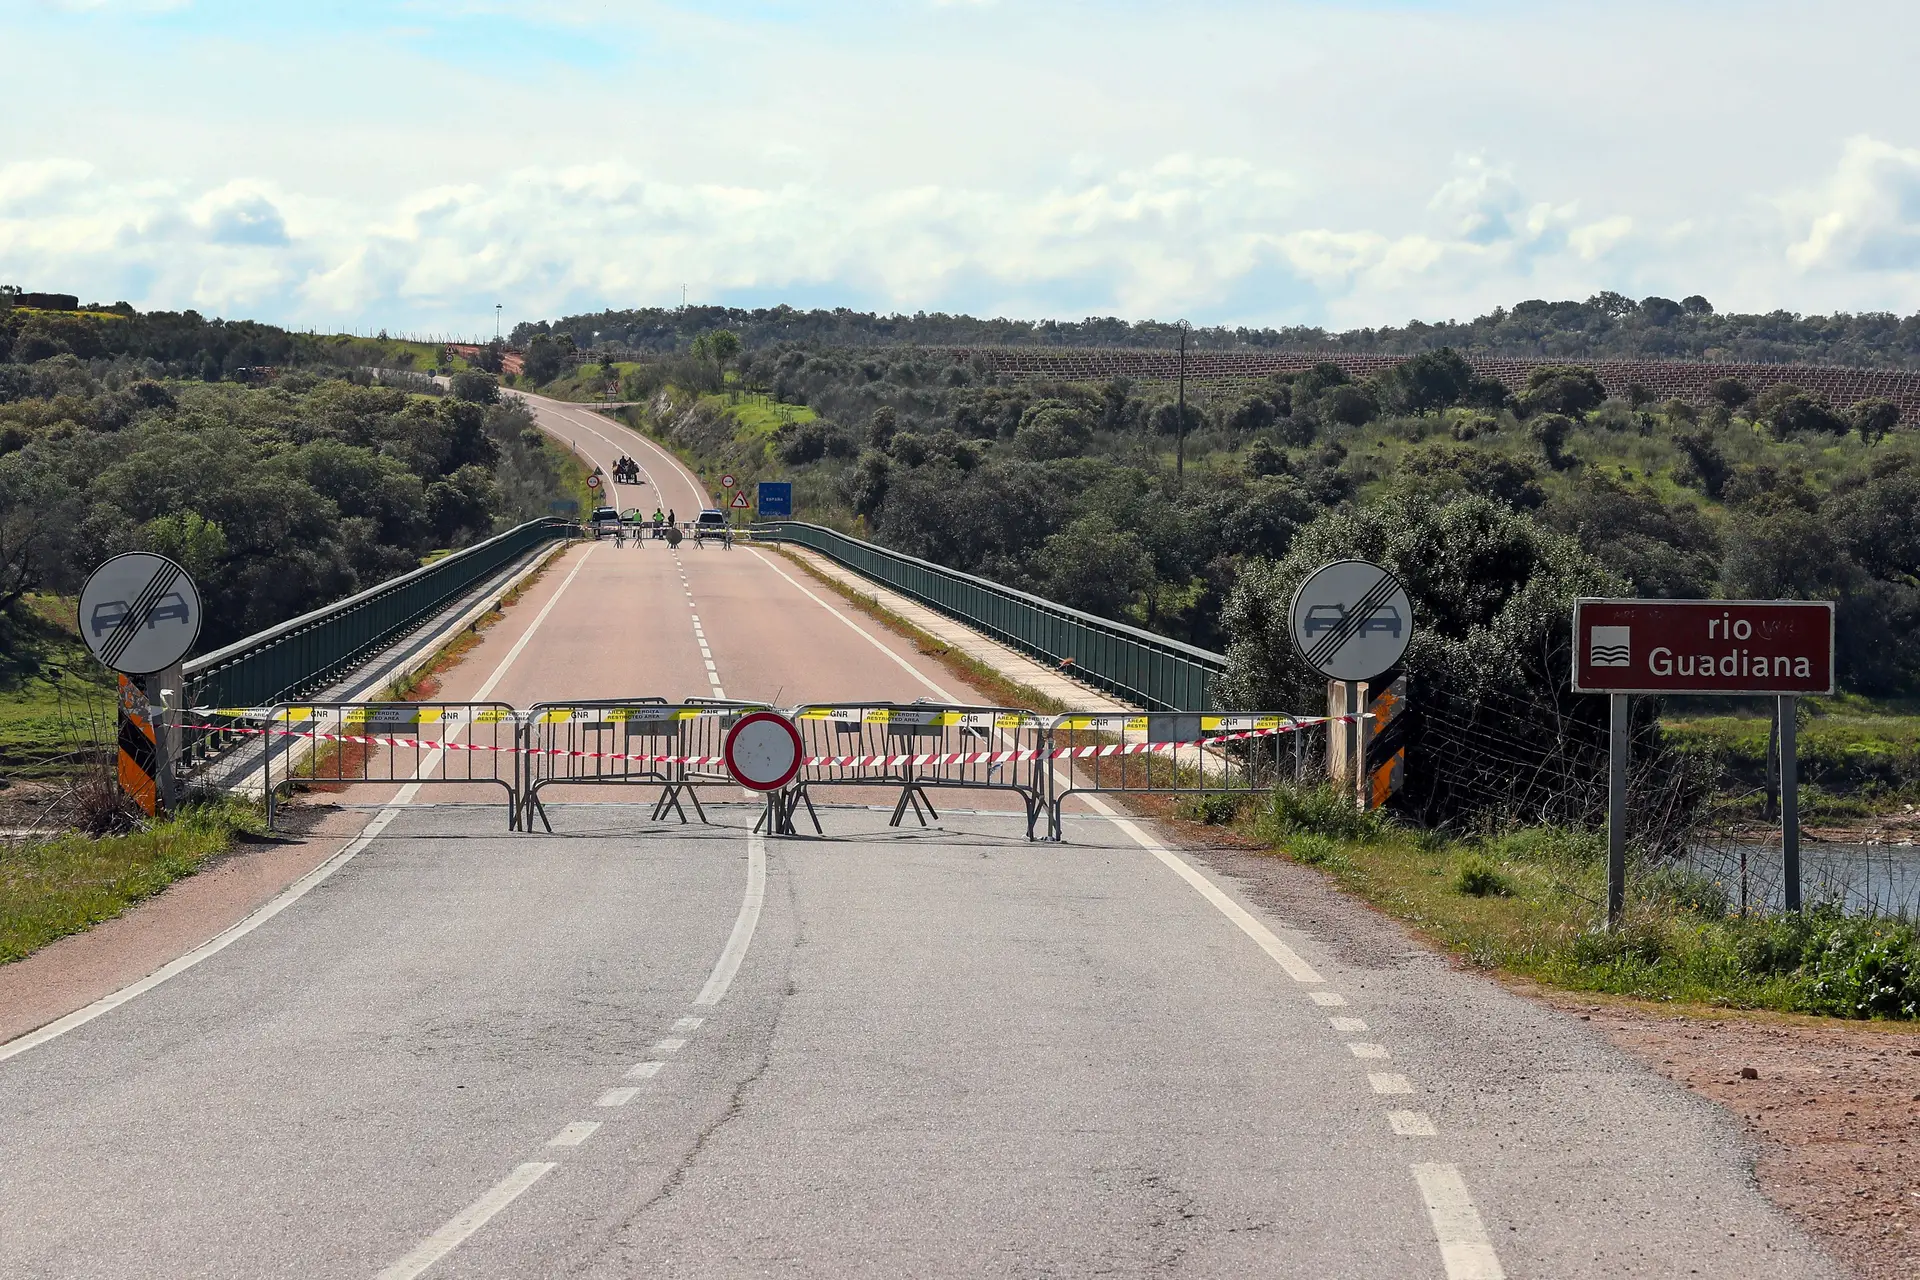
[79,553,203,815]
[1572,598,1835,923]
[1288,560,1414,809]
[724,711,806,836]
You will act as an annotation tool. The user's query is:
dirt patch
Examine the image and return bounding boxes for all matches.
[1542,997,1920,1280]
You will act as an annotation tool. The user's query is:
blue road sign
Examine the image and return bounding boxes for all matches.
[757,481,793,519]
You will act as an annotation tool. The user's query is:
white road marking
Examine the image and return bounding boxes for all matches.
[547,1121,601,1147]
[1370,1072,1414,1095]
[673,1016,705,1032]
[653,1037,688,1053]
[1349,1042,1391,1059]
[1330,1016,1368,1032]
[1412,1163,1506,1279]
[0,545,599,1063]
[375,1162,557,1280]
[595,1087,641,1107]
[625,1060,665,1080]
[1309,990,1349,1006]
[695,830,767,1006]
[1390,1111,1438,1137]
[752,544,1328,985]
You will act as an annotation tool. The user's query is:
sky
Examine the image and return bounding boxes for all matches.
[3,0,1919,338]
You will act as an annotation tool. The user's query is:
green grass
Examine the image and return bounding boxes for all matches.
[0,596,118,782]
[1664,702,1920,818]
[1253,784,1920,1017]
[712,392,815,436]
[0,798,260,963]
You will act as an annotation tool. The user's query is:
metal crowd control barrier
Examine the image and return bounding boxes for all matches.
[751,521,1225,711]
[519,699,768,832]
[784,702,1051,838]
[1043,711,1305,841]
[259,701,521,830]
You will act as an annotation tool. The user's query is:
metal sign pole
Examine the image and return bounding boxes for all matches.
[1780,695,1801,911]
[1607,692,1628,929]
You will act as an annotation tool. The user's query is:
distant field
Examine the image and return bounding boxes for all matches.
[0,597,118,784]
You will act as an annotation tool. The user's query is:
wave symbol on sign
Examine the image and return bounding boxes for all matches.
[1589,625,1631,668]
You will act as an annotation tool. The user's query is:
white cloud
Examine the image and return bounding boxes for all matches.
[1787,135,1920,273]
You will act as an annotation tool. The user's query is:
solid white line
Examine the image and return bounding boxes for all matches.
[694,830,766,1006]
[1349,1042,1391,1059]
[747,550,950,698]
[1309,990,1349,1007]
[625,1060,665,1080]
[375,1162,557,1280]
[1390,1111,1437,1137]
[547,1121,601,1147]
[1370,1072,1414,1095]
[595,1087,640,1107]
[1330,1016,1368,1032]
[0,544,599,1063]
[1411,1163,1506,1279]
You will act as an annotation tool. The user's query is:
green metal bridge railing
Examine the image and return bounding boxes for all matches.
[183,517,575,716]
[750,521,1226,712]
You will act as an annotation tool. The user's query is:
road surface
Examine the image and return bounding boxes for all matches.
[0,394,1837,1278]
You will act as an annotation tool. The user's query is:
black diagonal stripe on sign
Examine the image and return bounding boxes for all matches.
[101,562,181,668]
[1306,573,1399,669]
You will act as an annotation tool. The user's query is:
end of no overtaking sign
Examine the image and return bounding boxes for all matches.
[78,552,203,676]
[1288,559,1414,682]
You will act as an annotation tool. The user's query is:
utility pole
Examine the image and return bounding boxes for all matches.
[1176,321,1188,486]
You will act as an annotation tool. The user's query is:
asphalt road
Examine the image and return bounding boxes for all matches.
[0,395,1839,1277]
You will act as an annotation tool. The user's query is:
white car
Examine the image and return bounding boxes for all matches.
[692,509,733,547]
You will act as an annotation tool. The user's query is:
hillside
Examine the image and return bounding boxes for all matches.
[518,293,1920,369]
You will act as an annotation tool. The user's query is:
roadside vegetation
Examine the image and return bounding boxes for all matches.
[1244,784,1920,1020]
[0,795,261,964]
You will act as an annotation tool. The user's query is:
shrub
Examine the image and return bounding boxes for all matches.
[1639,865,1731,918]
[1261,782,1390,842]
[1286,833,1342,866]
[1453,854,1514,897]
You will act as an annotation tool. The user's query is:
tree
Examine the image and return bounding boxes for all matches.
[1378,347,1474,416]
[1849,397,1900,446]
[522,334,567,384]
[1518,365,1606,418]
[1528,413,1574,468]
[1682,295,1714,315]
[690,329,742,384]
[1755,384,1848,438]
[1705,377,1751,411]
[1321,382,1379,427]
[1035,514,1152,621]
[449,370,499,404]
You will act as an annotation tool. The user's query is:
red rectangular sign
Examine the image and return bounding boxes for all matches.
[1571,598,1834,695]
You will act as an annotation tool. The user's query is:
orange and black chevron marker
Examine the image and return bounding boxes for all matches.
[1366,677,1407,809]
[117,674,159,817]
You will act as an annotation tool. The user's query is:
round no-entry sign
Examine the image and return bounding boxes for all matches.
[724,711,804,791]
[78,552,202,675]
[1289,559,1413,682]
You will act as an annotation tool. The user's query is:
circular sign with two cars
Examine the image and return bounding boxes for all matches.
[1288,559,1413,682]
[78,552,203,675]
[724,711,804,791]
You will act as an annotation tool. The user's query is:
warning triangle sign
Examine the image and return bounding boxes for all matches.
[730,490,750,508]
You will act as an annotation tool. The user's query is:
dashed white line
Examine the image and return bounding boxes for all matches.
[374,1163,557,1280]
[1390,1111,1438,1137]
[653,1037,688,1053]
[1370,1072,1414,1095]
[1348,1042,1391,1060]
[1309,990,1349,1007]
[595,1087,641,1107]
[547,1121,601,1147]
[625,1060,665,1080]
[672,1016,705,1032]
[1330,1016,1368,1033]
[1412,1163,1506,1279]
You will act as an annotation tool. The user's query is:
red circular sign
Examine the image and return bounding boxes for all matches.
[723,711,804,791]
[586,474,602,489]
